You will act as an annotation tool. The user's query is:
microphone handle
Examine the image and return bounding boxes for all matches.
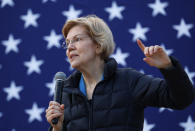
[51,80,64,125]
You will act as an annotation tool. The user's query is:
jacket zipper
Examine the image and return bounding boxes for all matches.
[88,100,93,131]
[75,81,104,131]
[76,90,93,131]
[89,81,104,131]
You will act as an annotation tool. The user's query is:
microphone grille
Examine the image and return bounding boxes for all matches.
[54,72,66,81]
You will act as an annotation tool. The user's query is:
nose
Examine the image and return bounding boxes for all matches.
[67,42,75,51]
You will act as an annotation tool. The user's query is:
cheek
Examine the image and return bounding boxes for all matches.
[81,47,95,55]
[84,50,96,60]
[82,44,97,55]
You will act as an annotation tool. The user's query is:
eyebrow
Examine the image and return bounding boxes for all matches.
[66,34,86,41]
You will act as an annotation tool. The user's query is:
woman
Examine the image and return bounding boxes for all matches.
[46,15,194,131]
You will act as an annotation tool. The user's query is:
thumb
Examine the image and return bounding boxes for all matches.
[60,104,64,109]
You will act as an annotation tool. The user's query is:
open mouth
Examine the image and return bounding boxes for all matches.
[70,54,78,60]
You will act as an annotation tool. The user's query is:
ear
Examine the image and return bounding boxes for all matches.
[95,44,102,55]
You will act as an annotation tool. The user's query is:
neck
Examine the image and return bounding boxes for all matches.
[80,58,104,88]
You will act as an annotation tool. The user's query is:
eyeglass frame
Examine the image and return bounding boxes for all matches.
[62,34,92,49]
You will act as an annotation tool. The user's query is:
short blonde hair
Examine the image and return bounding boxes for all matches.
[62,15,115,60]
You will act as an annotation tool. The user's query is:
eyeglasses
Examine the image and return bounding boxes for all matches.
[62,34,91,49]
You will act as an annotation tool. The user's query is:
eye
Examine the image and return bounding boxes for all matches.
[75,37,81,42]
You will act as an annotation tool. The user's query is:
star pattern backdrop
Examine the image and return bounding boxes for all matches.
[0,0,195,131]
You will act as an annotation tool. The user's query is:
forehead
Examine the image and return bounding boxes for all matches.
[67,25,88,39]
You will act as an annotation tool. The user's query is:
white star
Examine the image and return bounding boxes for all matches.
[129,22,150,42]
[24,55,44,75]
[159,107,173,113]
[179,115,195,131]
[42,0,56,3]
[46,79,55,97]
[111,47,129,66]
[105,1,125,21]
[62,5,82,20]
[184,66,195,85]
[25,102,44,123]
[173,18,194,39]
[148,0,169,17]
[143,118,155,131]
[0,112,3,118]
[11,129,16,131]
[20,9,40,29]
[0,64,2,70]
[160,44,174,56]
[1,0,14,8]
[3,81,23,101]
[43,30,63,49]
[1,34,22,54]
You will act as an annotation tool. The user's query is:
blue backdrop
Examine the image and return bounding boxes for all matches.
[0,0,195,131]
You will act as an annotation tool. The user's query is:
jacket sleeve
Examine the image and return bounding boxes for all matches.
[133,56,195,110]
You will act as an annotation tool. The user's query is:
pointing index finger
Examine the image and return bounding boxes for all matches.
[136,39,145,53]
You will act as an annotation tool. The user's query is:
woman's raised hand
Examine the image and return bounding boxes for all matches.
[136,39,172,69]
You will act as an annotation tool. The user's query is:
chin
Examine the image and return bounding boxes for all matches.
[70,61,80,69]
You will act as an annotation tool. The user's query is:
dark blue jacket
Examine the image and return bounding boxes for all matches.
[49,57,194,131]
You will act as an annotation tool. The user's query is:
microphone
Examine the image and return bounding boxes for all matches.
[51,72,66,125]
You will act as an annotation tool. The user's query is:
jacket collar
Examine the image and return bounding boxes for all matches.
[65,57,117,89]
[103,57,117,80]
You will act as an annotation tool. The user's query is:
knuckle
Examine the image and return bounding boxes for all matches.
[49,101,60,106]
[50,105,57,110]
[51,105,55,108]
[50,110,55,114]
[49,101,53,104]
[150,46,154,49]
[156,46,160,49]
[49,101,54,106]
[48,106,52,110]
[47,117,52,123]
